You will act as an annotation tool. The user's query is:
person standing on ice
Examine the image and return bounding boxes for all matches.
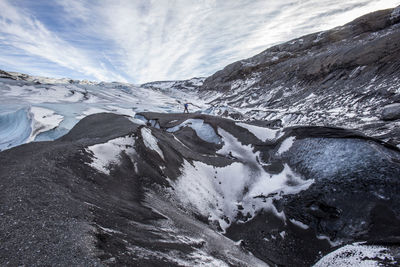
[183,103,189,113]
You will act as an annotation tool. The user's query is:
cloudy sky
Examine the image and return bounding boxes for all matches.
[0,0,399,83]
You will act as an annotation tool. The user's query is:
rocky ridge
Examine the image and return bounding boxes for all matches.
[201,6,400,146]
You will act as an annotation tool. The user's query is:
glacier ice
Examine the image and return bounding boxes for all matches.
[28,106,63,142]
[0,108,31,151]
[0,76,207,150]
[167,119,221,144]
[285,137,400,181]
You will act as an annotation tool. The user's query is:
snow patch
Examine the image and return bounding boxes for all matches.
[185,250,229,267]
[141,127,164,159]
[28,106,63,142]
[236,122,282,142]
[249,164,314,198]
[289,218,309,229]
[277,136,296,155]
[98,225,123,235]
[217,128,259,165]
[86,136,135,174]
[279,231,286,239]
[317,234,340,247]
[305,93,316,99]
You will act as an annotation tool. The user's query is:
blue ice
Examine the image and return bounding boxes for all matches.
[167,119,221,144]
[0,108,31,151]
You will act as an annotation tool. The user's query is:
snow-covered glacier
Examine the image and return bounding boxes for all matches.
[0,72,207,151]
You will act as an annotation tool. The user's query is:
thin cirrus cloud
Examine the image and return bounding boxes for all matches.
[0,0,399,83]
[0,0,127,82]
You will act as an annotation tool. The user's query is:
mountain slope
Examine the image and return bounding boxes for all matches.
[201,6,400,146]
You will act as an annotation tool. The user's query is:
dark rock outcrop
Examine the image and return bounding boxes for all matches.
[0,70,14,80]
[382,103,400,120]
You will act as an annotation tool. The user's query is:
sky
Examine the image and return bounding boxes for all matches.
[0,0,399,84]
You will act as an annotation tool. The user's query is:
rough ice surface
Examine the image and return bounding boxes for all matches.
[0,75,208,150]
[141,128,164,159]
[236,122,282,141]
[34,126,70,142]
[171,128,313,231]
[150,120,161,129]
[4,84,85,104]
[0,108,31,151]
[286,138,400,181]
[28,106,63,142]
[86,136,135,175]
[167,119,221,144]
[132,114,148,124]
[313,243,394,266]
[76,107,109,120]
[0,106,63,151]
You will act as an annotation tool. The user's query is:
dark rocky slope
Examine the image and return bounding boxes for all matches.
[1,112,399,266]
[201,6,400,146]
